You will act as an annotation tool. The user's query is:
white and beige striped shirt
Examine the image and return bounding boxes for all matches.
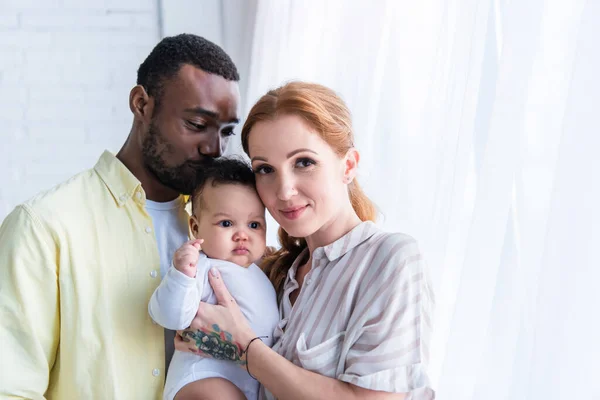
[261,221,435,399]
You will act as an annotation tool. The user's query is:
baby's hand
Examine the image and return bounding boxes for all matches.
[173,239,203,278]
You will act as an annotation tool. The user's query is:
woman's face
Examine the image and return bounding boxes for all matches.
[248,114,354,238]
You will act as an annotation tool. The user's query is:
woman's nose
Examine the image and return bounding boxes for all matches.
[276,174,298,201]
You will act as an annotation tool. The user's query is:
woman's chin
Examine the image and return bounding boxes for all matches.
[279,222,317,240]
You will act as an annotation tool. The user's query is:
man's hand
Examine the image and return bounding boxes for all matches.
[173,238,203,278]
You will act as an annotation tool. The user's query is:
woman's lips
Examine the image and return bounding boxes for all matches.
[280,205,308,220]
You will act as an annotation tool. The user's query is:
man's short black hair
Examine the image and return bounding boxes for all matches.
[137,33,240,108]
[191,157,257,215]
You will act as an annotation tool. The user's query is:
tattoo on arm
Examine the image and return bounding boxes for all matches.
[180,324,247,365]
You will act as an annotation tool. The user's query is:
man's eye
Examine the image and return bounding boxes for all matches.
[218,220,232,227]
[221,127,236,137]
[253,165,273,175]
[295,158,316,168]
[249,222,261,229]
[187,121,206,131]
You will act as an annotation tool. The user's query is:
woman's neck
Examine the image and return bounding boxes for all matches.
[304,205,362,255]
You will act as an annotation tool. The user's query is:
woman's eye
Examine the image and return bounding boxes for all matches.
[249,222,261,229]
[295,158,316,168]
[218,220,232,227]
[253,165,274,175]
[187,121,206,131]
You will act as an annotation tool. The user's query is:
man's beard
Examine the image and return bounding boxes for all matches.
[142,122,216,195]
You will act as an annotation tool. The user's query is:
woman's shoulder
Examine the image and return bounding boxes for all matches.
[350,228,431,308]
[351,227,425,277]
[368,227,421,256]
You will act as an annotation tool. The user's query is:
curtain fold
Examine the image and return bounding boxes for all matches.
[226,1,599,397]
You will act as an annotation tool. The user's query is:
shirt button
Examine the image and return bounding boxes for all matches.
[152,368,160,377]
[119,195,126,202]
[145,226,152,233]
[305,278,312,286]
[149,270,158,278]
[136,192,142,199]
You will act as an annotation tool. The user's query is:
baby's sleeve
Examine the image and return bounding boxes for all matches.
[148,259,207,330]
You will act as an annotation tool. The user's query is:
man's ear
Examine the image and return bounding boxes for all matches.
[343,148,360,184]
[188,215,200,239]
[129,85,154,122]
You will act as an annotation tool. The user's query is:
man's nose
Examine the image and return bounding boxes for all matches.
[198,133,223,158]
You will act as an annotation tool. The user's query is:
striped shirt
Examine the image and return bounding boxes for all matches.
[261,221,435,399]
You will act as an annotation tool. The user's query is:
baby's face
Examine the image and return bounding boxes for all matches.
[190,183,266,267]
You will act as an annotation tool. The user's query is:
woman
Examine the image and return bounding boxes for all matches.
[175,82,435,399]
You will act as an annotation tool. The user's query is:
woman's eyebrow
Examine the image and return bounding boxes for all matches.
[251,148,318,163]
[286,148,318,158]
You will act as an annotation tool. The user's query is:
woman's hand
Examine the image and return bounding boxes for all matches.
[174,268,256,366]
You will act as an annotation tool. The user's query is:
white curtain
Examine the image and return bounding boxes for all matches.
[228,0,599,398]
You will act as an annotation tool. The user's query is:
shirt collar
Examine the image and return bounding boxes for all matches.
[287,221,379,275]
[94,150,142,207]
[321,221,378,261]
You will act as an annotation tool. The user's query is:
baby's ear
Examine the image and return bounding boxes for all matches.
[188,215,200,238]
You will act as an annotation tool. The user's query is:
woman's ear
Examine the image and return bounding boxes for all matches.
[188,215,200,239]
[343,148,360,184]
[129,85,154,123]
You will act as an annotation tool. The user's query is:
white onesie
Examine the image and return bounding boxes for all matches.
[149,253,279,400]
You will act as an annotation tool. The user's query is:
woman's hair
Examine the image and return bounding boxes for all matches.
[241,81,377,299]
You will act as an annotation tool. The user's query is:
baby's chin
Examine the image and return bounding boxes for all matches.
[221,253,255,268]
[204,247,266,267]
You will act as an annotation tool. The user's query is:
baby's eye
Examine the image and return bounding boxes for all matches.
[249,222,261,229]
[218,220,233,228]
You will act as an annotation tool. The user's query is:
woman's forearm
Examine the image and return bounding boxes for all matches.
[247,340,406,400]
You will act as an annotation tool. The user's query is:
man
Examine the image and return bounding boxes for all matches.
[0,34,241,399]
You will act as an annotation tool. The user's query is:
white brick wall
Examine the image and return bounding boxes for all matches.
[0,0,159,221]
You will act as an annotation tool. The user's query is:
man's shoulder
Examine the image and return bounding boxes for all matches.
[22,166,103,218]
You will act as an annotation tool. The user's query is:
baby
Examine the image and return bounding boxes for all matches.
[149,158,279,400]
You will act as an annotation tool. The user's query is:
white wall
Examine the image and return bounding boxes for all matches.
[159,0,257,151]
[0,0,160,221]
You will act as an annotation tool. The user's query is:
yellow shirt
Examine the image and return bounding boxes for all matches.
[0,151,167,399]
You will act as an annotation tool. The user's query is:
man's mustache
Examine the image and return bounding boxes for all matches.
[185,158,217,169]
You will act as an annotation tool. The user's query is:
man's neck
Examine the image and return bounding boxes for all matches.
[116,140,179,203]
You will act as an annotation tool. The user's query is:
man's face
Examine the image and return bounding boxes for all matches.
[142,64,240,194]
